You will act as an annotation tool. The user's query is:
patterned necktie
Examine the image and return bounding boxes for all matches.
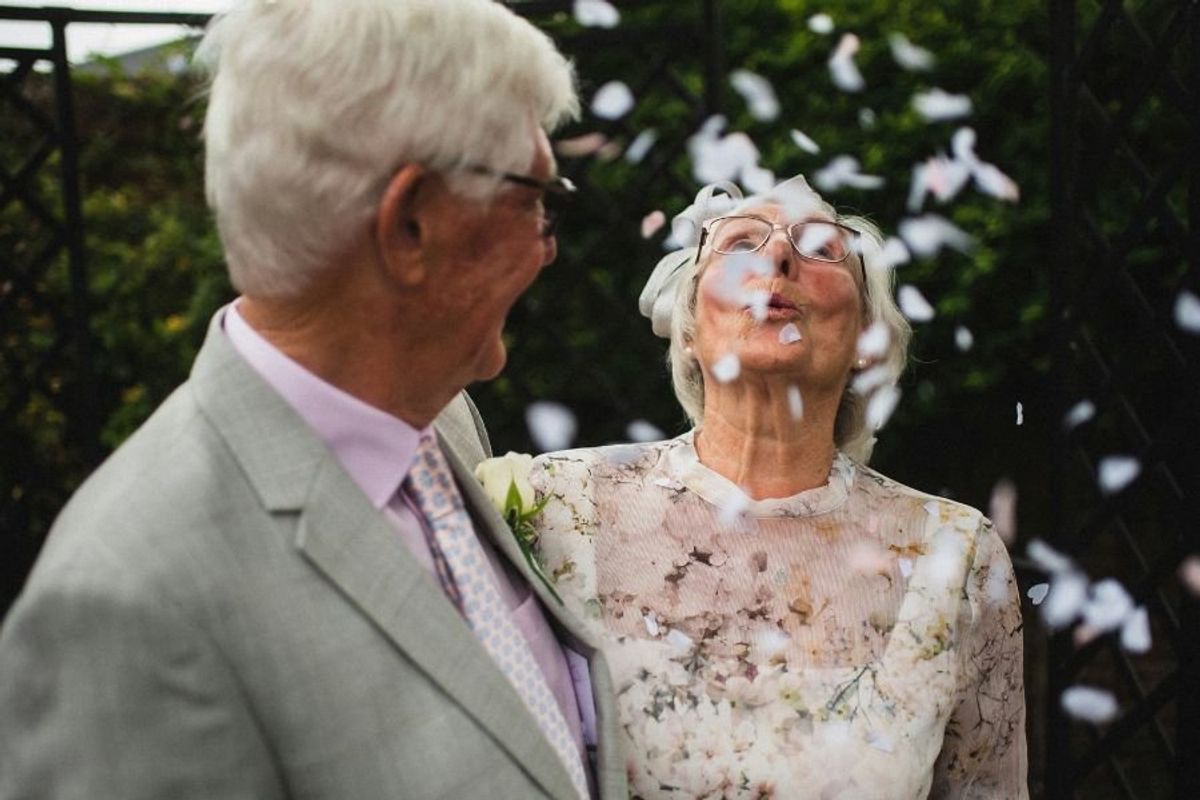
[403,434,590,800]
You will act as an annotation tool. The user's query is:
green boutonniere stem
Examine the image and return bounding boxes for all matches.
[504,480,563,605]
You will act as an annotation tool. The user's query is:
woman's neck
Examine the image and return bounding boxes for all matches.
[695,378,841,500]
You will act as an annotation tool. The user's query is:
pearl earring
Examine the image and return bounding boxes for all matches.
[855,357,868,369]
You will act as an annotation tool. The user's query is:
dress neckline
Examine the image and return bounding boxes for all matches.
[663,430,855,518]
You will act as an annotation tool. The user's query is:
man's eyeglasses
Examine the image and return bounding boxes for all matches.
[696,214,868,296]
[468,166,577,237]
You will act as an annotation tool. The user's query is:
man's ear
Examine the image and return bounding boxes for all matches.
[376,164,429,287]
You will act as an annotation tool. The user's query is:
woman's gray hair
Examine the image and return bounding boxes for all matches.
[196,0,579,299]
[640,176,911,464]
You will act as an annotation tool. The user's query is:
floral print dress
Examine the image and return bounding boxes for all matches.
[528,432,1027,799]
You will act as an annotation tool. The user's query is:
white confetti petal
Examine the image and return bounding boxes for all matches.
[625,128,658,163]
[1097,455,1141,495]
[748,289,770,321]
[730,69,780,122]
[1175,290,1200,333]
[756,628,792,658]
[643,611,660,637]
[591,81,634,119]
[989,478,1018,545]
[712,353,741,383]
[848,541,892,575]
[888,32,935,71]
[897,557,914,578]
[1027,538,1074,574]
[951,127,980,166]
[858,107,877,129]
[573,0,620,28]
[626,419,665,442]
[973,162,1020,202]
[865,385,901,430]
[690,130,761,185]
[1120,607,1151,653]
[641,210,666,238]
[898,214,975,257]
[867,730,894,753]
[525,401,577,452]
[814,155,884,192]
[912,88,973,122]
[718,491,749,528]
[909,155,972,211]
[955,325,974,351]
[1043,570,1088,629]
[790,128,821,154]
[808,13,834,34]
[778,323,803,344]
[665,628,694,651]
[878,237,910,270]
[851,365,890,395]
[1016,402,1024,426]
[556,132,609,157]
[741,163,776,195]
[1181,556,1200,595]
[828,33,865,92]
[1028,583,1050,605]
[1061,685,1119,724]
[1063,399,1096,430]
[857,320,891,358]
[897,284,935,322]
[1082,578,1135,633]
[787,385,804,420]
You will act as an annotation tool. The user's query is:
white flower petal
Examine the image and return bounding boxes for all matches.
[1027,538,1074,574]
[556,132,609,157]
[712,352,741,383]
[857,320,891,358]
[591,81,634,119]
[1016,401,1024,426]
[814,154,884,192]
[740,163,776,195]
[865,385,901,430]
[1061,685,1119,724]
[625,128,658,163]
[1043,570,1089,629]
[858,107,877,130]
[790,128,821,154]
[851,365,890,395]
[1082,578,1135,633]
[877,236,911,270]
[897,557,914,578]
[665,628,694,651]
[888,32,935,71]
[643,611,660,637]
[1175,290,1200,333]
[955,325,974,351]
[912,88,973,122]
[898,214,975,257]
[641,210,666,239]
[718,491,749,528]
[525,401,578,452]
[1097,455,1141,494]
[778,322,803,344]
[897,284,936,322]
[828,33,865,92]
[1180,556,1200,596]
[1120,607,1151,653]
[748,289,771,321]
[951,127,980,166]
[787,385,804,420]
[973,161,1021,202]
[730,69,780,122]
[1028,582,1050,605]
[989,478,1018,545]
[808,13,834,34]
[573,0,620,29]
[1064,399,1096,430]
[626,419,665,443]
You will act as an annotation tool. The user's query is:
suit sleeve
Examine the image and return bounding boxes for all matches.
[0,540,282,800]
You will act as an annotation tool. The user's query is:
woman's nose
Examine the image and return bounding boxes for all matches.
[763,227,797,279]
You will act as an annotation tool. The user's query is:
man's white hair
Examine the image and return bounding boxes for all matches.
[196,0,579,297]
[643,176,911,464]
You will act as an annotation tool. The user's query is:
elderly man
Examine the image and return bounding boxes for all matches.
[0,2,624,799]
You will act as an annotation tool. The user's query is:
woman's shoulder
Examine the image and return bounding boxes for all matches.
[852,459,989,532]
[529,438,680,496]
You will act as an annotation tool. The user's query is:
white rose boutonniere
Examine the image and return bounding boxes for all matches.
[474,452,561,604]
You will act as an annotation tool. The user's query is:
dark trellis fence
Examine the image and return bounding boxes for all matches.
[0,2,1197,797]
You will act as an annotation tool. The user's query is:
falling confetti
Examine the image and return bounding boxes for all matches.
[878,237,911,270]
[1061,686,1119,725]
[1120,607,1151,653]
[847,541,892,575]
[625,128,658,163]
[857,321,891,358]
[851,365,889,395]
[591,80,634,119]
[828,33,865,93]
[897,284,935,321]
[665,628,694,651]
[1027,583,1050,605]
[712,352,741,383]
[1063,399,1096,430]
[973,162,1021,202]
[808,13,835,34]
[858,108,878,129]
[1081,578,1134,633]
[1042,570,1089,629]
[730,69,780,122]
[718,491,749,528]
[907,155,972,211]
[626,419,665,442]
[748,289,771,321]
[790,128,821,154]
[741,163,776,194]
[526,401,578,452]
[689,129,762,186]
[1027,538,1073,574]
[955,325,974,351]
[787,385,804,420]
[573,0,620,28]
[813,155,884,192]
[556,132,610,158]
[778,323,803,344]
[643,611,660,637]
[865,385,901,430]
[897,557,914,578]
[898,214,975,257]
[887,32,935,71]
[1015,402,1024,426]
[866,731,895,753]
[912,88,973,122]
[989,478,1018,545]
[1175,290,1200,333]
[1181,556,1200,595]
[756,628,792,659]
[641,210,666,238]
[1097,455,1141,495]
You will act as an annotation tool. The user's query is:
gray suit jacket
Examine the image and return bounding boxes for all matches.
[0,314,627,800]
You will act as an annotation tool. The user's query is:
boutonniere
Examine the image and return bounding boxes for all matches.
[474,452,562,605]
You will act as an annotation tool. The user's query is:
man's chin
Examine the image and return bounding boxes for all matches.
[471,339,508,383]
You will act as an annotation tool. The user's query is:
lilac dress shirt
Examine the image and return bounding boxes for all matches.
[222,303,595,786]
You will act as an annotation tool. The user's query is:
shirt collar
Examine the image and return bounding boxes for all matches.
[222,301,424,508]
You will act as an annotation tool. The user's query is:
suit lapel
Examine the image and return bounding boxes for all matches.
[190,312,577,800]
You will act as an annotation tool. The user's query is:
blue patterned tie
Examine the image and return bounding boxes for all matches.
[403,434,589,799]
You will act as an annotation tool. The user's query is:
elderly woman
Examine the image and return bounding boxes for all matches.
[525,177,1027,798]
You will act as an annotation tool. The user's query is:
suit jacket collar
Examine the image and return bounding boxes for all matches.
[189,311,579,800]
